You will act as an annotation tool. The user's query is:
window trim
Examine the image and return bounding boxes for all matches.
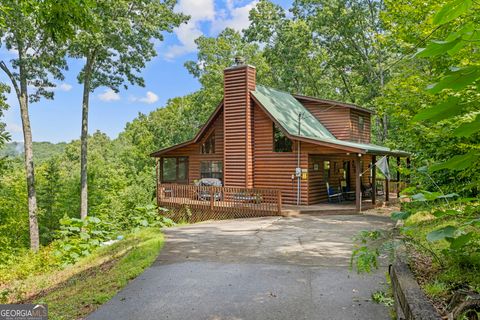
[160,156,189,183]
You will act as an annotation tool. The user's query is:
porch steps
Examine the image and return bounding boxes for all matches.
[281,204,374,217]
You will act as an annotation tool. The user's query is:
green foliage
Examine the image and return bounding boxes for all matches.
[350,230,394,273]
[122,205,174,231]
[371,290,394,307]
[53,216,113,266]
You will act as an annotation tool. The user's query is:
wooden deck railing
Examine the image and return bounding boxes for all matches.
[157,183,282,222]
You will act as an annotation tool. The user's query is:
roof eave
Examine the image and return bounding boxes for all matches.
[149,100,224,157]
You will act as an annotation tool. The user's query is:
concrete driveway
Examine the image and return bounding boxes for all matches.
[89,215,392,320]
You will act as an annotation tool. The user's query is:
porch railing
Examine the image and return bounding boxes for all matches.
[157,183,282,222]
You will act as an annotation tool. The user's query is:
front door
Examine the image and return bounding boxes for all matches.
[342,160,352,192]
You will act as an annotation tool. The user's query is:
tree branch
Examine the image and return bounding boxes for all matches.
[0,61,21,99]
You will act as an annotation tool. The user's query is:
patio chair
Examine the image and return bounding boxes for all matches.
[341,186,356,201]
[195,178,222,201]
[361,183,373,198]
[326,183,343,203]
[375,181,385,196]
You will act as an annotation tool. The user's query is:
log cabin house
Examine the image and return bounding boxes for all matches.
[151,61,409,215]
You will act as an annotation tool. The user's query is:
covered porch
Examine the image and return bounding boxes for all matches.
[306,151,410,212]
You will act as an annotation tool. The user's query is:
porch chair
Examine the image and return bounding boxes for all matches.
[326,183,343,203]
[361,183,373,198]
[195,178,223,201]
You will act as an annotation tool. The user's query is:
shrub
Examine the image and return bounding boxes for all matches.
[122,204,175,231]
[53,216,113,266]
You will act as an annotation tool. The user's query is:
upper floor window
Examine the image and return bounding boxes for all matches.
[358,116,365,132]
[201,131,215,154]
[273,123,292,152]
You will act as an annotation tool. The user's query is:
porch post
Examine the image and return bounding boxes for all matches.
[155,158,160,204]
[397,157,401,198]
[385,156,390,202]
[371,155,376,205]
[406,157,411,183]
[355,156,361,213]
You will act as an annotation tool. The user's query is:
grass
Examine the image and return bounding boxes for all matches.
[0,228,163,320]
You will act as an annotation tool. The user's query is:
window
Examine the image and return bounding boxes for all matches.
[200,161,223,180]
[273,123,292,152]
[161,157,188,183]
[324,161,331,180]
[358,116,365,132]
[201,132,215,154]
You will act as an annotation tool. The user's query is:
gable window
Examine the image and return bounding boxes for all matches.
[201,131,215,154]
[273,123,292,152]
[200,161,223,180]
[161,157,188,183]
[358,116,365,132]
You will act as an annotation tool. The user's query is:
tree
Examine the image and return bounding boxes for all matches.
[185,27,272,107]
[247,0,397,141]
[0,1,70,251]
[70,0,187,219]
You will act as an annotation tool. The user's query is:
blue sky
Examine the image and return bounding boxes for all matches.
[1,0,291,143]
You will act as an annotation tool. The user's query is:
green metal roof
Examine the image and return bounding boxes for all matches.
[252,85,335,139]
[252,85,410,157]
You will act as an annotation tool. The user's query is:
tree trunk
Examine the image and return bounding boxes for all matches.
[80,55,93,220]
[1,51,40,252]
[20,77,40,251]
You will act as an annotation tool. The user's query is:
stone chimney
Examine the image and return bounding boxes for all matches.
[223,59,256,188]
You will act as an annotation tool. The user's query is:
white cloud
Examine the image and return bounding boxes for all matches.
[165,22,204,60]
[130,91,159,104]
[165,0,258,60]
[58,83,73,92]
[140,91,159,104]
[98,89,120,102]
[6,122,22,134]
[211,0,258,34]
[165,0,215,60]
[175,0,215,22]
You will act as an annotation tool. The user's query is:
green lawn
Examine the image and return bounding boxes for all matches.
[2,228,163,320]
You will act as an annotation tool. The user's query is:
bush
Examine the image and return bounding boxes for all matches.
[53,216,113,266]
[122,204,175,231]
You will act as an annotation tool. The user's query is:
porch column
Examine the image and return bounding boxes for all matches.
[397,157,401,198]
[385,156,390,202]
[155,158,160,203]
[406,157,411,183]
[355,156,361,213]
[371,155,376,205]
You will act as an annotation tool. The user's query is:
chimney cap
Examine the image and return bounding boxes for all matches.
[234,56,245,65]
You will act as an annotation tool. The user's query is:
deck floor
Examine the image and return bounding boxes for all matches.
[282,193,398,216]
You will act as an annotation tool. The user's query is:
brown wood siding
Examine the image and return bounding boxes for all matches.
[252,102,308,205]
[350,110,371,143]
[223,65,256,188]
[300,101,352,140]
[159,111,224,183]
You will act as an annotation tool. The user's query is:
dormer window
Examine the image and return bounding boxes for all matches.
[201,131,215,154]
[273,123,292,152]
[358,116,365,132]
